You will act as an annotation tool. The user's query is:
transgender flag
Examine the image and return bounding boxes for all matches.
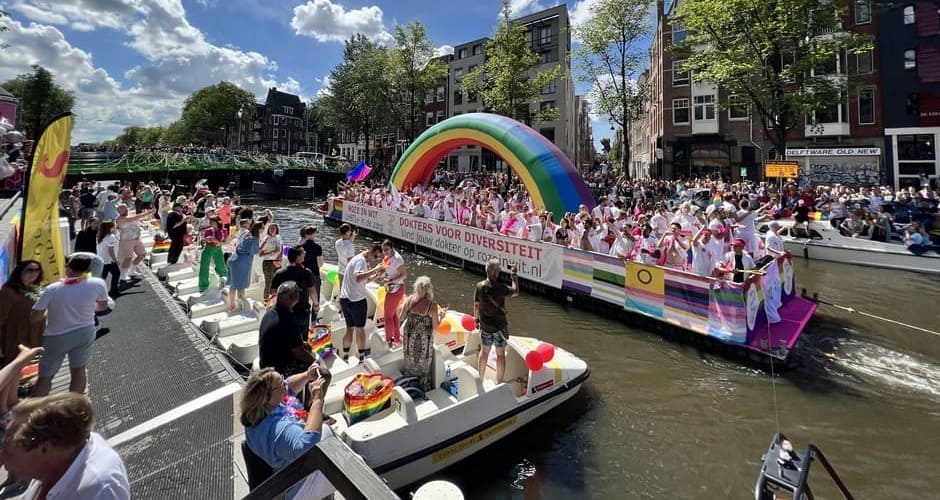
[346,160,372,182]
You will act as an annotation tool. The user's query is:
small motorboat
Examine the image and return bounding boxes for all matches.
[320,331,590,490]
[758,219,940,274]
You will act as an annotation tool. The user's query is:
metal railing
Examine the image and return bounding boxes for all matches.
[242,436,399,500]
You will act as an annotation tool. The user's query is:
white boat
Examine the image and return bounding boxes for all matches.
[759,220,940,275]
[320,331,590,490]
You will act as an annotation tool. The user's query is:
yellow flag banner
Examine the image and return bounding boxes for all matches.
[21,113,73,283]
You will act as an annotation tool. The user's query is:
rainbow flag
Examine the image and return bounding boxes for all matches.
[346,160,372,182]
[308,324,333,356]
[809,211,828,221]
[328,199,343,220]
[152,240,171,253]
[343,373,394,425]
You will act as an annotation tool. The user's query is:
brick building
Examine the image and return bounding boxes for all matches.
[250,88,307,155]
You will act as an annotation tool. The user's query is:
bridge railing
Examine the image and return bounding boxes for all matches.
[68,151,352,174]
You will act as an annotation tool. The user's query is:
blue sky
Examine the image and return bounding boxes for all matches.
[0,0,639,145]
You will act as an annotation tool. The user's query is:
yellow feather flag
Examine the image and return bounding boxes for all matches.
[20,113,73,283]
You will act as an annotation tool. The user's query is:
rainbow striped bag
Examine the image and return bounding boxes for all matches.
[308,324,333,356]
[152,239,171,253]
[343,373,394,425]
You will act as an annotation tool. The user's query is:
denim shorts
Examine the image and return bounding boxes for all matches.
[481,329,507,348]
[39,325,97,378]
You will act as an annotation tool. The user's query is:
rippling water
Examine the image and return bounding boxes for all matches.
[264,200,940,499]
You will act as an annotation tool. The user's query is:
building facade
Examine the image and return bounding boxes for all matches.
[880,1,940,188]
[640,0,885,185]
[448,37,490,171]
[0,86,16,128]
[574,95,595,172]
[250,88,307,155]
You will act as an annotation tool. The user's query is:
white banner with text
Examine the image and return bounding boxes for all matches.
[342,202,564,287]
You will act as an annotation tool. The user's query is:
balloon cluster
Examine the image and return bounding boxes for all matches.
[524,342,556,371]
[0,117,26,182]
[435,312,476,334]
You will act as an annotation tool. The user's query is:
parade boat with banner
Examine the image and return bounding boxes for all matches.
[323,199,815,361]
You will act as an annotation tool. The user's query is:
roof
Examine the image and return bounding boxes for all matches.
[0,86,13,98]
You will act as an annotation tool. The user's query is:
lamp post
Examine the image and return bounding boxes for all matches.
[237,109,243,151]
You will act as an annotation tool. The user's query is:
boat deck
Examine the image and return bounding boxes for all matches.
[747,296,818,354]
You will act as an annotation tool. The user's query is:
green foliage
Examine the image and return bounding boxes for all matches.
[461,0,561,123]
[326,34,394,162]
[676,0,872,157]
[180,81,256,146]
[160,121,189,146]
[389,21,448,140]
[1,65,75,141]
[572,0,651,173]
[304,97,336,153]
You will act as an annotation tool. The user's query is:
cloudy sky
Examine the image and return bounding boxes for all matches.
[0,0,643,146]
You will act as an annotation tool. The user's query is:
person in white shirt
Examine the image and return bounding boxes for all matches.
[609,225,635,259]
[339,244,385,363]
[95,220,120,297]
[1,393,130,500]
[334,224,357,290]
[690,227,717,277]
[764,221,786,257]
[30,255,110,396]
[717,239,756,283]
[635,225,660,265]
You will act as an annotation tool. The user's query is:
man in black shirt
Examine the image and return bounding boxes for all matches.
[473,258,519,383]
[270,247,318,336]
[260,281,315,376]
[300,226,323,300]
[165,202,191,264]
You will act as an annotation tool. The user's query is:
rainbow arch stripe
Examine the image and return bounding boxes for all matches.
[389,113,596,216]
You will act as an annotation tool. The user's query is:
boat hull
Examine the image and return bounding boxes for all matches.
[371,369,588,490]
[783,239,940,274]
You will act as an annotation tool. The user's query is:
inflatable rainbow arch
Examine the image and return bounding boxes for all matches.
[389,113,596,217]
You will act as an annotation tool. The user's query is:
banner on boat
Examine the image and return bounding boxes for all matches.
[342,202,563,286]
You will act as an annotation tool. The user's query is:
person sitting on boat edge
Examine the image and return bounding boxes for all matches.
[242,366,334,500]
[473,259,520,384]
[902,221,930,255]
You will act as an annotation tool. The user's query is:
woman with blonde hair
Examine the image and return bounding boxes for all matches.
[241,366,334,499]
[398,276,441,392]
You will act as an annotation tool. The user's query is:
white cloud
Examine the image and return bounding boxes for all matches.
[509,0,547,17]
[291,0,393,45]
[0,1,310,143]
[315,74,333,98]
[434,45,455,57]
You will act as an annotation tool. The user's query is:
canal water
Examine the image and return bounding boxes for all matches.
[264,201,940,499]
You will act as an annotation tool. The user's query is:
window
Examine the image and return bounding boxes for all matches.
[673,98,690,124]
[468,64,477,73]
[857,49,873,74]
[539,127,555,142]
[542,80,557,94]
[855,1,871,24]
[540,101,556,111]
[858,88,875,124]
[436,111,445,123]
[905,49,916,69]
[694,95,715,120]
[539,50,557,64]
[282,106,294,114]
[458,48,467,59]
[813,53,839,76]
[898,134,935,160]
[454,68,463,81]
[538,26,552,44]
[454,90,463,105]
[673,60,690,86]
[472,44,482,56]
[468,92,477,103]
[903,5,915,24]
[813,93,847,123]
[672,23,687,45]
[273,129,278,138]
[728,95,749,120]
[436,86,445,102]
[426,112,434,126]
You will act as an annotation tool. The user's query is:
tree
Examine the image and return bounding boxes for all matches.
[161,121,189,146]
[180,81,256,146]
[461,0,561,123]
[389,21,448,141]
[573,0,652,175]
[1,65,75,141]
[676,0,871,159]
[304,97,336,154]
[326,34,393,164]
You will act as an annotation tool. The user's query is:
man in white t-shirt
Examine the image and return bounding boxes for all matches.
[30,255,110,396]
[333,223,357,290]
[764,221,786,258]
[339,243,385,363]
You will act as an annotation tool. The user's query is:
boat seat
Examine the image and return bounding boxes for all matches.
[432,344,458,389]
[454,364,485,401]
[391,386,418,425]
[463,330,482,357]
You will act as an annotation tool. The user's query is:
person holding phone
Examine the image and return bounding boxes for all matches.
[473,259,519,383]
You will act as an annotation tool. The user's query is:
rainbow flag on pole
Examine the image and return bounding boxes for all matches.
[346,160,372,182]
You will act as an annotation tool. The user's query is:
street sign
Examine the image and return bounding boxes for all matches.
[765,160,799,179]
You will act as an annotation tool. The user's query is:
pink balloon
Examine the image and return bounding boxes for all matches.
[536,342,555,363]
[460,314,476,331]
[525,350,544,371]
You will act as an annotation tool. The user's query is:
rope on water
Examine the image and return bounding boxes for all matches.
[813,296,940,338]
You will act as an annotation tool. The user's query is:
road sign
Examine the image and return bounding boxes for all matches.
[764,161,799,179]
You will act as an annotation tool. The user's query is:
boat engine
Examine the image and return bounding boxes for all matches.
[754,433,853,500]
